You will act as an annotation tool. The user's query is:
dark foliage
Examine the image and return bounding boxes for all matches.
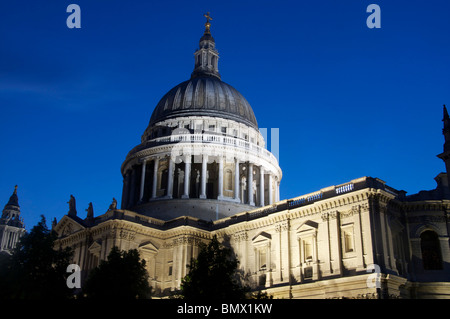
[0,215,74,299]
[83,246,151,299]
[178,235,249,300]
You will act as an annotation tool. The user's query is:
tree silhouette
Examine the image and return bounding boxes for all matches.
[83,246,151,299]
[178,235,248,300]
[0,215,74,299]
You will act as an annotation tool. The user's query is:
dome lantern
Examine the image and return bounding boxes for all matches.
[191,12,221,80]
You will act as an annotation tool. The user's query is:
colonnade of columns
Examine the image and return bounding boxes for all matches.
[0,228,23,252]
[121,155,280,210]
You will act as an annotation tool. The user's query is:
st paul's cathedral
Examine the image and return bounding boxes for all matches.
[11,15,449,299]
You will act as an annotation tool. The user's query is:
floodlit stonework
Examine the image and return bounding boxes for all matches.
[52,16,450,299]
[0,186,26,255]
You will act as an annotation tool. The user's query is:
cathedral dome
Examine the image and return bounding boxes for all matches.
[148,76,258,130]
[120,14,282,221]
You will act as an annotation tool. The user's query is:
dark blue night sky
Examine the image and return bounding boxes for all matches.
[1,0,449,229]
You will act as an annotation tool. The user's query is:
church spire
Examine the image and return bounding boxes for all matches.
[2,185,21,219]
[191,12,221,80]
[1,185,25,254]
[5,185,19,208]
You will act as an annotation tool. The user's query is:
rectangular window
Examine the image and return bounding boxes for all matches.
[304,239,313,261]
[342,224,355,254]
[259,249,267,270]
[344,231,354,253]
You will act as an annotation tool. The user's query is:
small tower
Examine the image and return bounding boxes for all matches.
[0,185,26,255]
[191,12,221,80]
[437,105,450,191]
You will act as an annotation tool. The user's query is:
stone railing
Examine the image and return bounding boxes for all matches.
[147,133,278,163]
[213,177,400,228]
[335,183,354,194]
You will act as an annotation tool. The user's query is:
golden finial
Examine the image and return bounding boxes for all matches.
[204,12,212,34]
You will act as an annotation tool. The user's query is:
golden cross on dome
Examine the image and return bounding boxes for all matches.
[204,12,212,23]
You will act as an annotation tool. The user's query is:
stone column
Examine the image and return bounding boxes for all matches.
[139,159,147,202]
[275,225,283,283]
[167,157,174,199]
[218,157,224,200]
[151,158,159,199]
[182,156,191,199]
[321,212,332,277]
[312,233,319,280]
[354,206,366,271]
[265,243,272,288]
[248,163,255,206]
[259,167,265,206]
[234,158,240,201]
[268,174,273,205]
[276,180,280,202]
[200,155,208,199]
[330,211,343,276]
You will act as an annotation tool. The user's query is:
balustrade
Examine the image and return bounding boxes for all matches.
[149,133,275,162]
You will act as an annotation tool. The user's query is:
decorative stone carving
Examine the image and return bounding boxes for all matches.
[86,202,94,219]
[275,220,289,232]
[67,194,77,216]
[321,210,338,221]
[233,230,248,242]
[108,198,117,211]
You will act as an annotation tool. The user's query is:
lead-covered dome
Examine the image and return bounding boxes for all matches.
[148,76,258,129]
[147,15,258,130]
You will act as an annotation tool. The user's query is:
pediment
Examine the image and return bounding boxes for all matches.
[88,241,102,256]
[252,231,272,245]
[53,215,85,238]
[297,220,318,236]
[138,240,159,259]
[139,241,159,253]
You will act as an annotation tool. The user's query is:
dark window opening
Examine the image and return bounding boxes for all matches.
[421,230,443,270]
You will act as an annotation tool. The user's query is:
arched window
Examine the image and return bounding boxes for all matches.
[420,230,443,270]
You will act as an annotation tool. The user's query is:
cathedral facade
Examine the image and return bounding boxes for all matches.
[53,17,450,299]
